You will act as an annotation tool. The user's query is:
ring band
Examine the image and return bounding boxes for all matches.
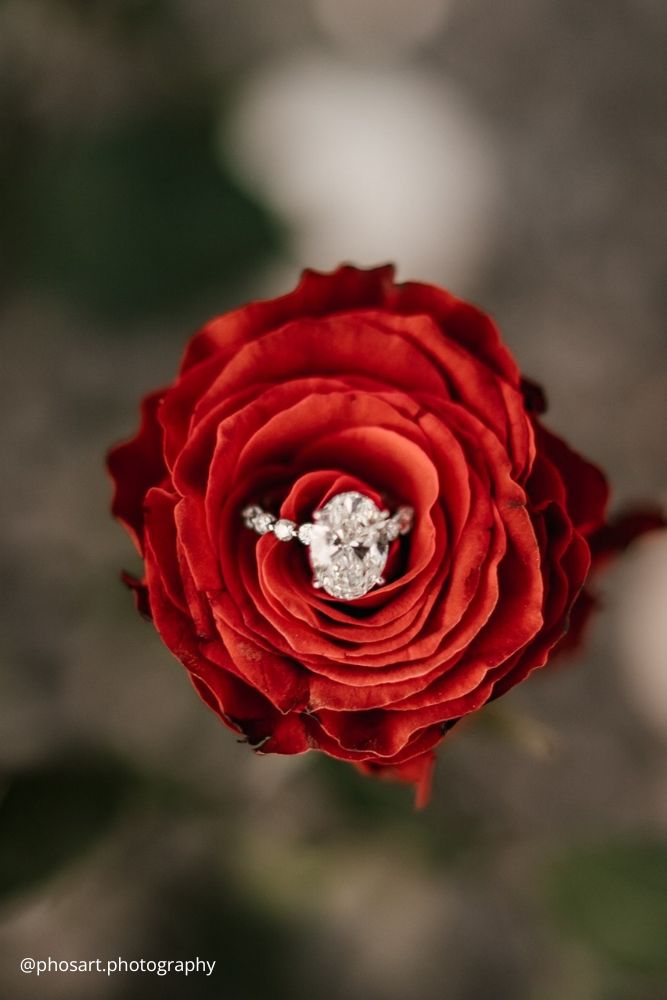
[242,491,413,600]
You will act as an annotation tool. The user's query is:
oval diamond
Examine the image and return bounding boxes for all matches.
[308,492,390,600]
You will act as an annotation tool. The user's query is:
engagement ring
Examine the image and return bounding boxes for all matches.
[242,491,414,600]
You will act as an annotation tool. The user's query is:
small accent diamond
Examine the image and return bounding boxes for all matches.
[254,512,275,535]
[297,523,314,545]
[396,506,414,534]
[242,505,262,528]
[274,518,296,541]
[385,519,400,541]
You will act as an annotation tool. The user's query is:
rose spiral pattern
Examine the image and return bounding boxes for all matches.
[108,265,641,805]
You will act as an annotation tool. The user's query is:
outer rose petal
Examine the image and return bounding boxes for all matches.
[589,507,666,568]
[108,389,167,552]
[108,264,664,807]
[535,425,609,534]
[553,507,667,657]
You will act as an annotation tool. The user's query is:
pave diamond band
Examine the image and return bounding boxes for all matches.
[242,491,414,600]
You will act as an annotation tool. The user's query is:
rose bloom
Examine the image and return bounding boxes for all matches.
[108,265,662,805]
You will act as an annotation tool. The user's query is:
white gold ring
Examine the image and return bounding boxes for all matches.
[242,491,414,600]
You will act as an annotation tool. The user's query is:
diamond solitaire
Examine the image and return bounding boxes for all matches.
[242,491,414,600]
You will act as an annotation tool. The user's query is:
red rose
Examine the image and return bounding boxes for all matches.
[107,265,661,805]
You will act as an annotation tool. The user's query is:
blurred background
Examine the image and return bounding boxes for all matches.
[1,1,666,998]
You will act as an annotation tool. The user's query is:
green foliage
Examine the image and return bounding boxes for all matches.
[121,873,306,1000]
[311,754,483,866]
[15,110,283,322]
[546,839,667,975]
[54,0,167,35]
[0,751,136,903]
[312,753,415,828]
